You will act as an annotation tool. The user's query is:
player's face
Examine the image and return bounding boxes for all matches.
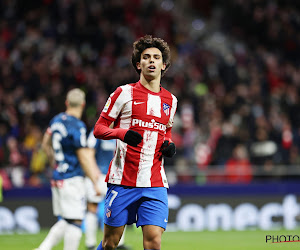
[137,47,166,80]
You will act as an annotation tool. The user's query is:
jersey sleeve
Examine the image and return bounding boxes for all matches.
[164,94,177,142]
[94,85,131,141]
[93,116,127,140]
[46,127,52,135]
[164,127,173,142]
[101,86,125,120]
[167,94,178,128]
[47,115,57,134]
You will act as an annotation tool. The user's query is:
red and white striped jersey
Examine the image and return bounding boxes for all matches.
[100,81,177,188]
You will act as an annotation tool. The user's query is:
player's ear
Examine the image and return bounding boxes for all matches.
[162,63,166,71]
[136,62,141,70]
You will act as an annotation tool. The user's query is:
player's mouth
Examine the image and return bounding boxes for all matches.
[148,65,156,72]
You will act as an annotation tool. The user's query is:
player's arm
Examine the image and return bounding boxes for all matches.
[41,128,56,168]
[160,127,176,158]
[160,97,177,158]
[87,143,104,176]
[94,116,142,147]
[77,147,101,195]
[94,86,142,147]
[164,127,173,143]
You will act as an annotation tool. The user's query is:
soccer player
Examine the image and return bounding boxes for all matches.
[35,88,101,250]
[93,35,177,250]
[85,130,130,250]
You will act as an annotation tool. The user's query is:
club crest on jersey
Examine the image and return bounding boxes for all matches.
[106,208,112,218]
[163,103,170,116]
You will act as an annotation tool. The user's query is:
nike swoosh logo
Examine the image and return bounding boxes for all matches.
[134,101,144,105]
[164,219,168,223]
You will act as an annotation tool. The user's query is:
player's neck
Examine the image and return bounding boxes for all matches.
[66,108,82,119]
[140,74,161,93]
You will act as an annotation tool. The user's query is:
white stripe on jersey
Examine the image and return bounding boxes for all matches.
[109,85,132,119]
[160,159,169,188]
[119,90,132,129]
[108,140,127,185]
[136,130,158,187]
[147,94,161,118]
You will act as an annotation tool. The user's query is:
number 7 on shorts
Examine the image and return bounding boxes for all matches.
[109,190,118,206]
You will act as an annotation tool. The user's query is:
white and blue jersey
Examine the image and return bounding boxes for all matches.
[49,112,87,180]
[87,130,115,175]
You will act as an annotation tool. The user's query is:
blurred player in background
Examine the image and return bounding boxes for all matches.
[94,35,177,250]
[35,88,101,250]
[85,129,130,250]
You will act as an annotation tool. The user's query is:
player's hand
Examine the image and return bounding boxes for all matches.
[160,140,176,158]
[93,182,102,196]
[124,130,143,147]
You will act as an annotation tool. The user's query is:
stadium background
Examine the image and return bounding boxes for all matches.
[1,0,300,248]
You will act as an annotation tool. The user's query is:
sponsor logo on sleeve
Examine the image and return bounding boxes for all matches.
[103,97,111,113]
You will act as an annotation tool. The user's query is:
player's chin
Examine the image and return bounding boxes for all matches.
[144,72,158,80]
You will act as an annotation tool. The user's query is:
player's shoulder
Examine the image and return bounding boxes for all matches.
[160,86,178,103]
[108,83,133,99]
[117,82,136,92]
[110,83,135,102]
[76,119,86,129]
[49,113,68,135]
[64,113,86,130]
[50,112,65,124]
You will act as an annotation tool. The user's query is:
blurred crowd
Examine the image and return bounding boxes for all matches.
[0,0,300,189]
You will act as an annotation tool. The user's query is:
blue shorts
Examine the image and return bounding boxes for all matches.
[103,184,168,230]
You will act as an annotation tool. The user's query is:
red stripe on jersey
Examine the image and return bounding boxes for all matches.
[120,145,140,186]
[105,160,113,183]
[151,144,164,186]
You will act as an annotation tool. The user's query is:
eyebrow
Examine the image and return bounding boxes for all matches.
[143,53,161,57]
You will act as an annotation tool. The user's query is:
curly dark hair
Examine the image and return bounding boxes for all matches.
[131,35,171,77]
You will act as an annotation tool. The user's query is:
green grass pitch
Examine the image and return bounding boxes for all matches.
[1,228,300,249]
